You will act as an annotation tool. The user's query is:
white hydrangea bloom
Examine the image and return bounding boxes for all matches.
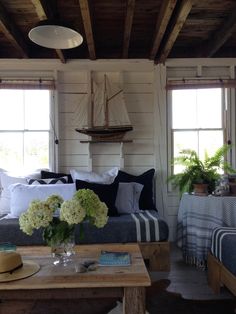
[27,200,54,229]
[60,199,86,225]
[19,212,34,235]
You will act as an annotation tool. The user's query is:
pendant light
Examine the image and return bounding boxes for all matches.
[28,20,83,49]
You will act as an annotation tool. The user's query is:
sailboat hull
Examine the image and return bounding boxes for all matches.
[75,126,133,141]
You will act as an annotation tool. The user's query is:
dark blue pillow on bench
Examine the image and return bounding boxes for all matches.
[75,179,119,217]
[114,169,156,210]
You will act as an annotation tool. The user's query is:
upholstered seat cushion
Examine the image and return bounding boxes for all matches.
[0,210,169,245]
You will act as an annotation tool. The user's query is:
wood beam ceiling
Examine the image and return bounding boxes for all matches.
[31,0,66,63]
[79,0,96,60]
[200,7,236,57]
[122,0,135,58]
[155,0,193,64]
[150,0,177,60]
[0,2,29,58]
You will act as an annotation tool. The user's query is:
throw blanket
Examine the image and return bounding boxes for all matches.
[0,210,169,246]
[131,211,160,242]
[177,194,236,268]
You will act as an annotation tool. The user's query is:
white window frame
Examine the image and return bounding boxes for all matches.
[167,86,230,191]
[0,89,56,172]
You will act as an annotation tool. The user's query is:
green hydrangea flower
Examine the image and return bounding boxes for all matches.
[27,200,54,229]
[60,199,86,225]
[19,189,108,245]
[73,189,101,218]
[19,212,33,235]
[45,194,64,212]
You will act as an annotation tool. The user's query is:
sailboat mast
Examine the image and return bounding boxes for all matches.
[91,73,94,128]
[104,74,109,128]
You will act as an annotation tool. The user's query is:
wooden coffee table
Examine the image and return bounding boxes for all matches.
[0,243,151,314]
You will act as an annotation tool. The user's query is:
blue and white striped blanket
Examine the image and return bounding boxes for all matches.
[211,227,236,276]
[131,211,160,242]
[177,194,236,268]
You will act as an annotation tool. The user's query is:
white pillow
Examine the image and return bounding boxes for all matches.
[9,183,76,217]
[0,172,28,215]
[0,168,7,195]
[0,169,48,215]
[70,167,119,184]
[115,182,143,214]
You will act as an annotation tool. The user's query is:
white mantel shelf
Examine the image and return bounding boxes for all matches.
[80,140,132,143]
[81,140,133,170]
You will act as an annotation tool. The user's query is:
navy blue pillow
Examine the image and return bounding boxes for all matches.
[41,170,73,183]
[114,169,156,210]
[75,179,119,217]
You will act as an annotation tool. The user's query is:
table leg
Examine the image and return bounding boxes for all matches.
[123,287,146,314]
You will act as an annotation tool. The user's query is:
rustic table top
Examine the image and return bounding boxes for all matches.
[0,243,151,290]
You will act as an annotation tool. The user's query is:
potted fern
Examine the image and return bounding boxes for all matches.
[168,145,235,195]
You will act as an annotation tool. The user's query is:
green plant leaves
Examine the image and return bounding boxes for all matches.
[43,217,75,247]
[168,144,235,195]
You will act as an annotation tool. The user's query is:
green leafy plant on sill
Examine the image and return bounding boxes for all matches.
[168,144,236,195]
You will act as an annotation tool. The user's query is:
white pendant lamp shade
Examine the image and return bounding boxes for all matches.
[28,21,83,49]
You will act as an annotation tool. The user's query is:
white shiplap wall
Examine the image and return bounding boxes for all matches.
[1,59,236,240]
[57,70,155,176]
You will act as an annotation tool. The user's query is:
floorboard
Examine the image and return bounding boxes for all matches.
[150,243,234,300]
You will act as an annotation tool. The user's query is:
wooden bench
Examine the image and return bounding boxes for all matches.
[208,252,236,296]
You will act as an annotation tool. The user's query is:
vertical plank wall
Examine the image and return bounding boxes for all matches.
[57,70,155,183]
[1,59,236,242]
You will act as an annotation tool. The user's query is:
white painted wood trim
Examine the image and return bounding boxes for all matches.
[229,65,236,168]
[0,59,154,72]
[120,142,124,169]
[153,64,168,218]
[88,143,92,171]
[166,58,236,67]
[52,70,59,172]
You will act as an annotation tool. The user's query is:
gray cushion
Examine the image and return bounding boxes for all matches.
[115,182,143,214]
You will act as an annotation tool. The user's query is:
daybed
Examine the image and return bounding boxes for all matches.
[208,227,236,296]
[0,168,170,271]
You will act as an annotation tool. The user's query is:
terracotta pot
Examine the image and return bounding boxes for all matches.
[193,183,209,195]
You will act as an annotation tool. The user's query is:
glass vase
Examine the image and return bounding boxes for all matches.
[43,219,76,266]
[51,232,75,266]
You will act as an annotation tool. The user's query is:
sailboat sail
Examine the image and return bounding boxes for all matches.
[73,93,89,128]
[75,74,133,141]
[93,80,105,127]
[106,77,131,127]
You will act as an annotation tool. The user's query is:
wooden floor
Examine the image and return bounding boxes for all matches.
[150,243,234,300]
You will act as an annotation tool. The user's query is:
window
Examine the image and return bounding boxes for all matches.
[169,88,226,174]
[0,89,52,172]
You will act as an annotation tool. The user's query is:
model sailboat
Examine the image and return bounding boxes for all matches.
[75,74,133,141]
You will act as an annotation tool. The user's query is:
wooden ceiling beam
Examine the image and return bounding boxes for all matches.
[32,0,55,20]
[122,0,135,58]
[200,8,236,57]
[156,0,193,64]
[79,0,96,60]
[150,0,177,60]
[31,0,66,63]
[0,2,29,58]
